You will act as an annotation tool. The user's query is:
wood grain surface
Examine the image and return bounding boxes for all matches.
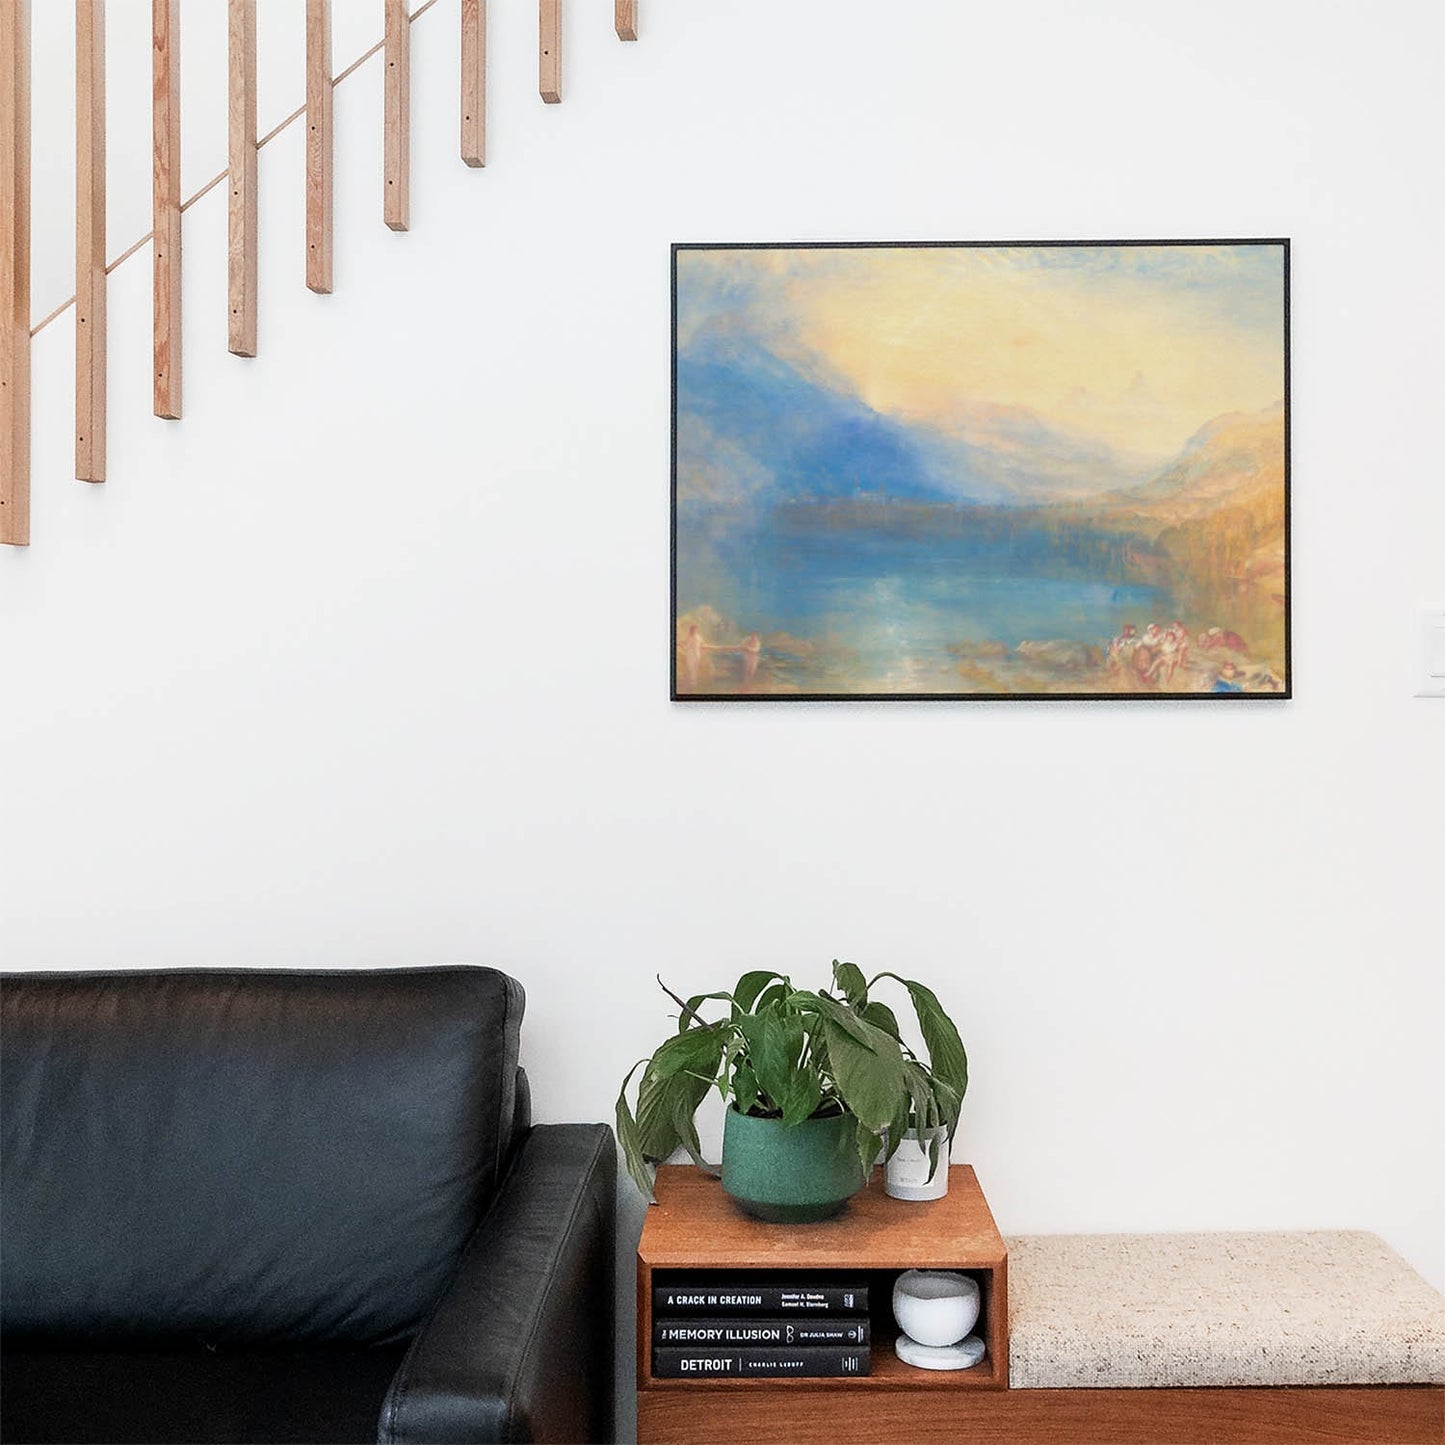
[460,0,484,166]
[227,0,257,356]
[639,1383,1445,1445]
[383,0,409,230]
[75,0,105,480]
[2,0,30,542]
[305,0,332,292]
[539,0,560,103]
[152,0,181,418]
[638,1166,1010,1401]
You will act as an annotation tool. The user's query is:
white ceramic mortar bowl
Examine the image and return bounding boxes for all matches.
[892,1269,980,1347]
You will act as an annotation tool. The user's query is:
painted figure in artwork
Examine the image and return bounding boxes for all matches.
[679,624,707,690]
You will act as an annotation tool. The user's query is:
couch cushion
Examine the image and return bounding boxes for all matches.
[1005,1230,1445,1388]
[0,1342,407,1444]
[1,968,522,1347]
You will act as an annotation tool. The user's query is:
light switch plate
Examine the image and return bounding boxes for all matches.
[1419,610,1445,697]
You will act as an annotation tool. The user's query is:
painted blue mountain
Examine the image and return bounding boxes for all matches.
[677,343,971,508]
[676,339,1149,512]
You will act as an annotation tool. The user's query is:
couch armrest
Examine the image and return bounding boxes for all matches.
[379,1124,617,1445]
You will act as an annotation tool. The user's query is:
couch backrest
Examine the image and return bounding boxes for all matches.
[0,967,523,1347]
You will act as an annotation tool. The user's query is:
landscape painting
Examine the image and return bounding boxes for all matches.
[672,241,1289,699]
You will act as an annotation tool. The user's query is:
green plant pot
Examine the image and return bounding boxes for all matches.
[721,1106,866,1223]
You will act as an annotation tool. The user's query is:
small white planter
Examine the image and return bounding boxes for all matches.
[892,1269,981,1347]
[884,1126,950,1201]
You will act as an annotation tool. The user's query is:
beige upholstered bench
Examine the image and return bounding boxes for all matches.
[1000,1229,1445,1443]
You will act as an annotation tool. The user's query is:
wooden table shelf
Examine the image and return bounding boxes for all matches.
[638,1164,1008,1443]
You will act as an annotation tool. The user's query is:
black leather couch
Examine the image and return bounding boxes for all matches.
[0,968,616,1445]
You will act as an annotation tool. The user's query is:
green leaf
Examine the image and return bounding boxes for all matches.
[616,1060,655,1201]
[736,1006,794,1112]
[718,1033,744,1097]
[881,1092,911,1168]
[809,1026,830,1075]
[874,973,969,1106]
[779,1066,823,1128]
[637,1056,714,1168]
[901,1061,953,1182]
[676,991,733,1033]
[754,982,789,1014]
[802,991,883,1050]
[649,1023,727,1082]
[819,1014,905,1131]
[854,1115,882,1181]
[930,1075,963,1137]
[637,1025,722,1159]
[832,960,868,1007]
[902,1060,936,1136]
[635,1068,683,1159]
[860,1000,901,1041]
[670,1081,711,1171]
[808,1028,836,1111]
[803,991,907,1129]
[732,970,785,1015]
[731,1058,761,1116]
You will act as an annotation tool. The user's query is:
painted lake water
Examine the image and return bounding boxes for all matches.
[677,513,1180,695]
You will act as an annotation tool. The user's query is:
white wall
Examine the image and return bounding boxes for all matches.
[4,0,1443,1416]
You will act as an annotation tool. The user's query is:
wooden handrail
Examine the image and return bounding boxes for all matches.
[29,0,441,340]
[7,0,639,546]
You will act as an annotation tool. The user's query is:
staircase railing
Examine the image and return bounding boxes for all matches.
[1,0,640,547]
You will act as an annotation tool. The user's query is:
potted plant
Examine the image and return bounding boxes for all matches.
[616,961,968,1222]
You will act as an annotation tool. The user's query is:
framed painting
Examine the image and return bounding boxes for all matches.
[671,240,1290,700]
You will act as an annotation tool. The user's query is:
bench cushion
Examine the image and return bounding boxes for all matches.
[1005,1230,1445,1388]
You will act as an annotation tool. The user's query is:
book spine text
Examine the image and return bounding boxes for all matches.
[652,1345,870,1378]
[654,1317,870,1346]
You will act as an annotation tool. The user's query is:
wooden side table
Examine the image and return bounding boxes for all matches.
[637,1164,1008,1445]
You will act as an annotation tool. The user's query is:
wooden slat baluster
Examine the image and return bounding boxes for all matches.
[383,0,409,230]
[76,1,106,481]
[1,0,29,544]
[227,0,257,356]
[460,0,485,167]
[539,0,560,103]
[615,0,637,42]
[305,0,332,292]
[152,0,181,418]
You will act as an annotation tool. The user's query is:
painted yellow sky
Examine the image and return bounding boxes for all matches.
[681,246,1286,461]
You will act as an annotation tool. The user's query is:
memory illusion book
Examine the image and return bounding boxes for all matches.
[654,1317,870,1346]
[652,1280,868,1315]
[652,1346,870,1379]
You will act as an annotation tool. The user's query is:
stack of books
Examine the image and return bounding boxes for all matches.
[651,1277,871,1378]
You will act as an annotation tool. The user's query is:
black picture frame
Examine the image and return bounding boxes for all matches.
[671,239,1291,703]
